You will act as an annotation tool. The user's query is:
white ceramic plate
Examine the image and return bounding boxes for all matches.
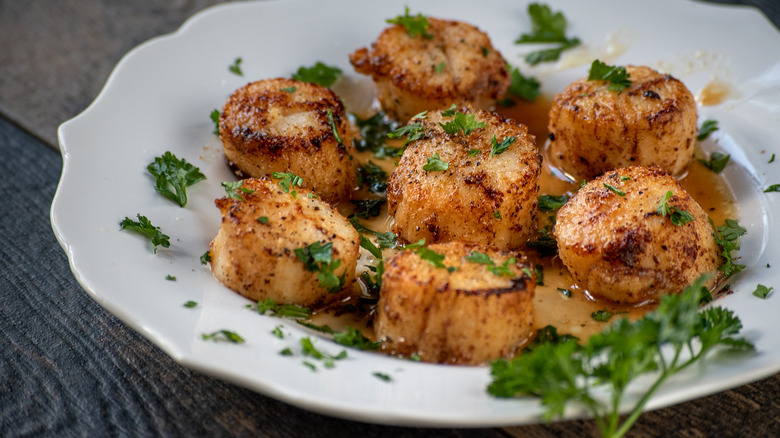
[52,0,780,427]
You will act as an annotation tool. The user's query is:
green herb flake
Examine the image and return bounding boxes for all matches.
[435,61,446,74]
[538,194,568,212]
[712,218,746,277]
[291,62,342,87]
[534,264,544,286]
[557,287,572,299]
[357,161,388,194]
[300,337,347,368]
[294,242,346,293]
[271,325,284,339]
[481,46,490,57]
[333,327,381,351]
[183,300,198,308]
[698,151,730,174]
[515,3,580,65]
[506,64,541,101]
[465,251,517,278]
[200,250,211,265]
[228,57,243,76]
[588,59,631,92]
[439,112,487,136]
[440,104,458,117]
[327,109,343,144]
[373,372,392,382]
[494,210,502,219]
[210,109,220,135]
[591,309,614,322]
[271,171,304,198]
[119,214,170,253]
[603,182,626,196]
[165,275,176,281]
[657,191,694,226]
[422,153,450,172]
[468,149,481,157]
[351,198,386,219]
[490,135,516,157]
[280,347,293,356]
[752,284,773,299]
[257,297,312,319]
[221,180,255,201]
[201,330,245,344]
[386,6,432,39]
[769,153,775,164]
[303,360,317,371]
[764,184,780,193]
[147,152,206,207]
[696,119,719,141]
[257,216,269,224]
[281,86,297,93]
[387,122,426,146]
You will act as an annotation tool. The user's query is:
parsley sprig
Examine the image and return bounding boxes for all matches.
[119,214,170,253]
[271,171,304,198]
[656,191,694,226]
[256,298,312,319]
[422,153,449,171]
[291,62,342,87]
[515,3,580,65]
[588,60,632,92]
[465,251,518,278]
[697,119,719,141]
[712,219,746,277]
[698,151,730,174]
[490,135,515,157]
[506,64,541,102]
[221,180,255,201]
[439,112,487,136]
[405,240,456,272]
[386,6,432,39]
[387,122,426,146]
[488,275,754,438]
[295,241,346,293]
[147,151,206,207]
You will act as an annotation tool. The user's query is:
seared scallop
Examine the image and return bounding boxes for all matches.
[219,78,358,203]
[350,16,510,123]
[208,177,360,308]
[374,241,535,365]
[387,107,541,250]
[548,65,697,180]
[554,166,721,304]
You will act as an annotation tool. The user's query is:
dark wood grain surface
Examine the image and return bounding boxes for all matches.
[1,1,778,437]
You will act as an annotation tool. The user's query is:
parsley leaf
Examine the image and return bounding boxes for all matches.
[386,6,432,39]
[256,298,312,319]
[119,214,170,253]
[440,104,458,117]
[764,184,780,193]
[327,109,343,144]
[506,64,541,102]
[465,251,517,277]
[357,161,387,194]
[352,112,403,158]
[515,3,580,65]
[294,242,346,293]
[300,337,347,368]
[603,182,625,196]
[228,57,243,76]
[490,136,515,157]
[588,60,631,92]
[373,372,392,382]
[183,301,198,308]
[291,62,342,87]
[387,122,426,146]
[538,194,568,212]
[210,109,220,135]
[271,171,303,198]
[712,218,746,277]
[527,224,558,256]
[752,284,774,299]
[202,330,245,343]
[333,326,381,350]
[422,153,449,171]
[405,240,456,272]
[147,151,206,207]
[200,251,211,265]
[435,61,446,74]
[591,309,614,322]
[697,119,719,141]
[351,199,385,219]
[656,191,694,226]
[221,180,255,201]
[439,112,487,136]
[698,151,730,173]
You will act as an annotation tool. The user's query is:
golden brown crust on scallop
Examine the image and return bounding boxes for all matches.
[554,166,721,304]
[374,241,535,365]
[548,66,697,180]
[219,78,358,203]
[208,177,359,308]
[386,107,541,250]
[350,18,510,122]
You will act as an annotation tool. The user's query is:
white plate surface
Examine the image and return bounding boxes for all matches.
[52,0,780,427]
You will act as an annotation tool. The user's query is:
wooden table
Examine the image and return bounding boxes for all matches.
[1,1,778,436]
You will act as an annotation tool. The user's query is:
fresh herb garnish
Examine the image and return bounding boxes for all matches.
[221,180,255,201]
[327,109,343,144]
[557,288,572,299]
[271,325,284,339]
[280,348,293,356]
[538,194,568,212]
[440,104,458,117]
[435,61,446,74]
[465,251,517,278]
[534,264,544,286]
[712,218,746,277]
[490,135,515,157]
[201,330,245,344]
[765,184,780,193]
[527,224,558,256]
[468,149,481,157]
[352,112,402,158]
[494,210,502,219]
[257,216,269,224]
[119,214,170,253]
[183,301,198,308]
[373,372,392,382]
[228,57,243,76]
[505,64,541,102]
[656,191,694,226]
[387,122,426,146]
[294,242,346,293]
[147,151,206,207]
[515,3,580,65]
[357,161,388,194]
[200,250,211,265]
[488,275,753,438]
[422,153,450,171]
[405,240,457,272]
[591,309,614,322]
[439,112,487,136]
[291,62,342,87]
[359,234,383,259]
[698,151,730,174]
[256,297,312,319]
[697,119,719,141]
[210,109,220,135]
[300,337,348,368]
[165,275,176,281]
[333,326,381,350]
[271,171,304,198]
[281,86,297,93]
[769,153,775,163]
[588,60,632,92]
[376,231,398,250]
[752,284,774,299]
[351,199,386,218]
[386,6,432,39]
[602,182,626,196]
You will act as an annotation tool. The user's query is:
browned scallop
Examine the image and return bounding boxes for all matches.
[350,18,510,123]
[548,66,698,180]
[554,166,721,304]
[374,241,535,365]
[208,177,360,308]
[386,107,541,250]
[219,78,358,203]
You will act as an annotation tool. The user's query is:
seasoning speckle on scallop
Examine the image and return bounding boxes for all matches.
[548,65,698,180]
[374,241,535,365]
[219,78,358,203]
[387,107,541,250]
[208,177,359,309]
[554,166,721,304]
[350,13,510,123]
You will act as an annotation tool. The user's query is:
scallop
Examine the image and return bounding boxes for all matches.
[548,65,698,180]
[219,78,358,203]
[374,241,535,365]
[349,17,510,123]
[386,107,541,250]
[554,166,721,304]
[208,177,359,308]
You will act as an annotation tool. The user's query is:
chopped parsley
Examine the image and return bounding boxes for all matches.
[257,216,269,224]
[256,297,312,319]
[506,64,541,102]
[210,109,220,135]
[764,184,780,193]
[468,149,481,157]
[147,151,206,207]
[439,112,487,136]
[165,275,176,281]
[696,119,719,141]
[435,61,446,74]
[752,284,774,299]
[440,104,458,117]
[387,122,426,146]
[294,241,346,293]
[515,3,580,65]
[352,112,403,158]
[183,301,198,308]
[221,180,255,201]
[333,326,381,351]
[534,264,544,286]
[201,330,245,344]
[280,348,293,356]
[422,153,449,171]
[271,325,284,339]
[357,161,388,194]
[557,288,572,299]
[490,136,515,157]
[538,194,568,212]
[271,171,304,198]
[465,251,517,278]
[405,240,456,272]
[327,109,343,144]
[373,372,392,382]
[291,62,342,87]
[602,182,626,196]
[228,57,243,76]
[698,151,730,174]
[712,218,746,277]
[588,60,632,92]
[200,250,211,265]
[119,214,170,253]
[386,6,432,39]
[527,223,558,256]
[351,199,386,218]
[494,210,502,219]
[281,86,297,93]
[769,154,775,164]
[300,337,348,368]
[591,309,614,322]
[656,191,694,226]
